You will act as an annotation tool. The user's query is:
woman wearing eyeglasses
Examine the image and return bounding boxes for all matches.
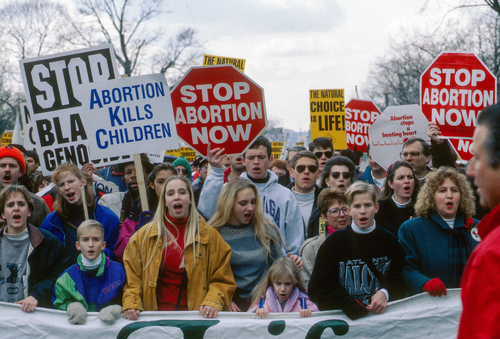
[320,156,355,191]
[299,188,349,285]
[375,161,420,239]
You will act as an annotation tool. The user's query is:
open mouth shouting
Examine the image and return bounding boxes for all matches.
[172,203,185,215]
[129,179,138,190]
[2,173,11,184]
[66,191,77,203]
[358,217,369,226]
[403,185,412,194]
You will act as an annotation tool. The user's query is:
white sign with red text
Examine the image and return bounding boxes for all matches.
[369,105,430,170]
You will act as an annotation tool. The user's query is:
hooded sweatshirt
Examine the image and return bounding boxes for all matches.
[198,168,304,255]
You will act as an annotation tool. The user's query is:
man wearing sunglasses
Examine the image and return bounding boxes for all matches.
[199,137,304,255]
[277,146,307,187]
[308,137,335,186]
[289,151,322,241]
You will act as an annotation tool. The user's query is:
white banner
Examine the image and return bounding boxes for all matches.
[0,290,462,338]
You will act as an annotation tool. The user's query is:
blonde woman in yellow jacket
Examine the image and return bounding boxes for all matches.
[122,175,236,320]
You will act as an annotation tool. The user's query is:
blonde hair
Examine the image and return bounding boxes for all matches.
[415,167,475,218]
[143,175,200,269]
[250,257,306,307]
[52,163,94,219]
[208,178,284,260]
[345,181,379,205]
[77,219,105,241]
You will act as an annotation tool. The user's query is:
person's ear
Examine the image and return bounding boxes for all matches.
[320,214,328,225]
[375,203,380,214]
[81,177,87,187]
[75,241,81,251]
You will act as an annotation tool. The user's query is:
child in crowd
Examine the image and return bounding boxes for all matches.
[52,220,126,325]
[308,181,405,320]
[248,257,318,318]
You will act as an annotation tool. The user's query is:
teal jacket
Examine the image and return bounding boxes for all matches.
[52,253,125,311]
[398,212,479,295]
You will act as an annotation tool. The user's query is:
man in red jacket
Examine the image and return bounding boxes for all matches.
[458,104,500,338]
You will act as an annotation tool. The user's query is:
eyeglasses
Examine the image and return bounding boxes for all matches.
[176,167,189,175]
[327,206,349,217]
[296,164,318,173]
[400,151,421,159]
[331,172,351,179]
[314,151,333,159]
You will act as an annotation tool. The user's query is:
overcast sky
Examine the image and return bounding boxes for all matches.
[161,0,458,132]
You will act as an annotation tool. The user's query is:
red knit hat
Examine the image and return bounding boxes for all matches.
[0,145,26,175]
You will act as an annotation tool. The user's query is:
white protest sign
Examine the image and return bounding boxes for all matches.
[147,152,164,164]
[82,74,178,160]
[20,103,37,151]
[19,44,132,174]
[0,290,462,339]
[92,174,119,194]
[369,104,430,170]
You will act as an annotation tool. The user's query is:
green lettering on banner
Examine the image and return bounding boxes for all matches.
[305,320,349,338]
[268,320,286,335]
[116,320,219,339]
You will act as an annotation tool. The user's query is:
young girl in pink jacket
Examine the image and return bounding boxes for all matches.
[248,257,319,318]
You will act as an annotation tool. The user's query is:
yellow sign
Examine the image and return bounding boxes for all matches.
[2,131,13,146]
[203,54,246,72]
[165,146,199,162]
[309,89,347,150]
[271,141,285,160]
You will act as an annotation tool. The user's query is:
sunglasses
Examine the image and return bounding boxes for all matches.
[176,168,189,175]
[296,164,318,173]
[314,151,333,159]
[331,172,351,179]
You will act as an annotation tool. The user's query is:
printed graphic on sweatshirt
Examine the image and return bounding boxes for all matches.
[262,196,281,227]
[339,256,391,306]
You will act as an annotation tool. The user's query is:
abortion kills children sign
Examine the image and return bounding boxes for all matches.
[345,99,381,152]
[310,89,347,150]
[82,74,178,159]
[368,105,430,171]
[20,44,123,173]
[171,65,267,157]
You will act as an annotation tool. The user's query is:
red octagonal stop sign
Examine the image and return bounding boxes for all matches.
[420,52,497,140]
[345,99,381,152]
[171,65,267,157]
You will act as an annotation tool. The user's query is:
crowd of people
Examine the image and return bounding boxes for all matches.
[0,105,499,336]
